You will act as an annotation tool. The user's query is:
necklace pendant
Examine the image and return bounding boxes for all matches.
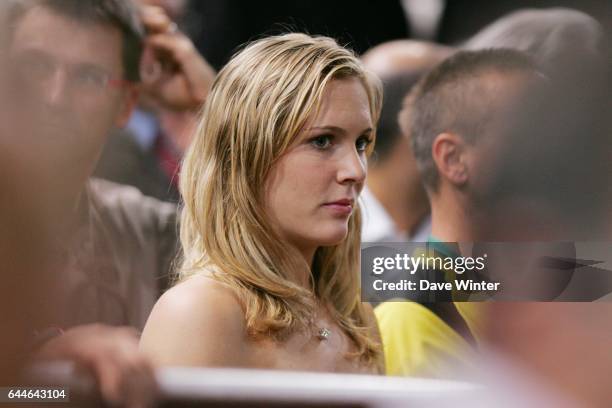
[317,327,331,340]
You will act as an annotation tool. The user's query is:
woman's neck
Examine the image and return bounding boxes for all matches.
[286,245,317,290]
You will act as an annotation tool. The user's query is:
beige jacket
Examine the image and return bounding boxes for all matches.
[51,178,179,331]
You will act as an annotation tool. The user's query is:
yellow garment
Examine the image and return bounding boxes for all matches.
[375,301,482,377]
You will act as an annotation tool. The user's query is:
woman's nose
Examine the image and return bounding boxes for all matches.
[337,147,367,185]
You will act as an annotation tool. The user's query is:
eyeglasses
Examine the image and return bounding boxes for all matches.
[10,52,130,97]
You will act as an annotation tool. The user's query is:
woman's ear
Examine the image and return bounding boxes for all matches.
[432,132,469,186]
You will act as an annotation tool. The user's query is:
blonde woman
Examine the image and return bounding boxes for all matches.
[140,33,383,373]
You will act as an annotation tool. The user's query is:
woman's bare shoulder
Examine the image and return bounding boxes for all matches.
[139,274,248,367]
[158,274,244,319]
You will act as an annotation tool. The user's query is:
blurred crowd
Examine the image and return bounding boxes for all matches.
[1,0,611,407]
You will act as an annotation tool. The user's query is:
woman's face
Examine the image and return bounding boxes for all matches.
[264,77,373,260]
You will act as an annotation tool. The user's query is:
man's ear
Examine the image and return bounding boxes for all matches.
[432,132,469,186]
[115,85,139,128]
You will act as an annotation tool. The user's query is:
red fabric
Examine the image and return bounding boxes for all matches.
[154,133,180,189]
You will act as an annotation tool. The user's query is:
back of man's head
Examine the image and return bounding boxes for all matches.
[401,49,539,192]
[5,0,143,81]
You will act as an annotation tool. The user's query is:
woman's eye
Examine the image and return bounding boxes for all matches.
[310,135,333,149]
[356,136,373,152]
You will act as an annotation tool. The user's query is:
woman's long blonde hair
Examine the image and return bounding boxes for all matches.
[179,33,382,364]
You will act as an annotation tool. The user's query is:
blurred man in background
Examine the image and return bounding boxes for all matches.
[360,40,452,243]
[5,0,175,331]
[1,0,212,405]
[474,31,612,407]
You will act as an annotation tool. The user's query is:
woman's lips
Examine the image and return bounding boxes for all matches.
[323,200,353,216]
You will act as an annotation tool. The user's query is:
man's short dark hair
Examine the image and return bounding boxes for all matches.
[6,0,144,82]
[372,71,423,163]
[401,49,538,190]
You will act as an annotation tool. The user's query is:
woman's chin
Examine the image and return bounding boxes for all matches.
[315,227,350,247]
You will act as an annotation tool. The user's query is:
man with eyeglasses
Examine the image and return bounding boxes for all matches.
[5,0,215,329]
[1,0,213,405]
